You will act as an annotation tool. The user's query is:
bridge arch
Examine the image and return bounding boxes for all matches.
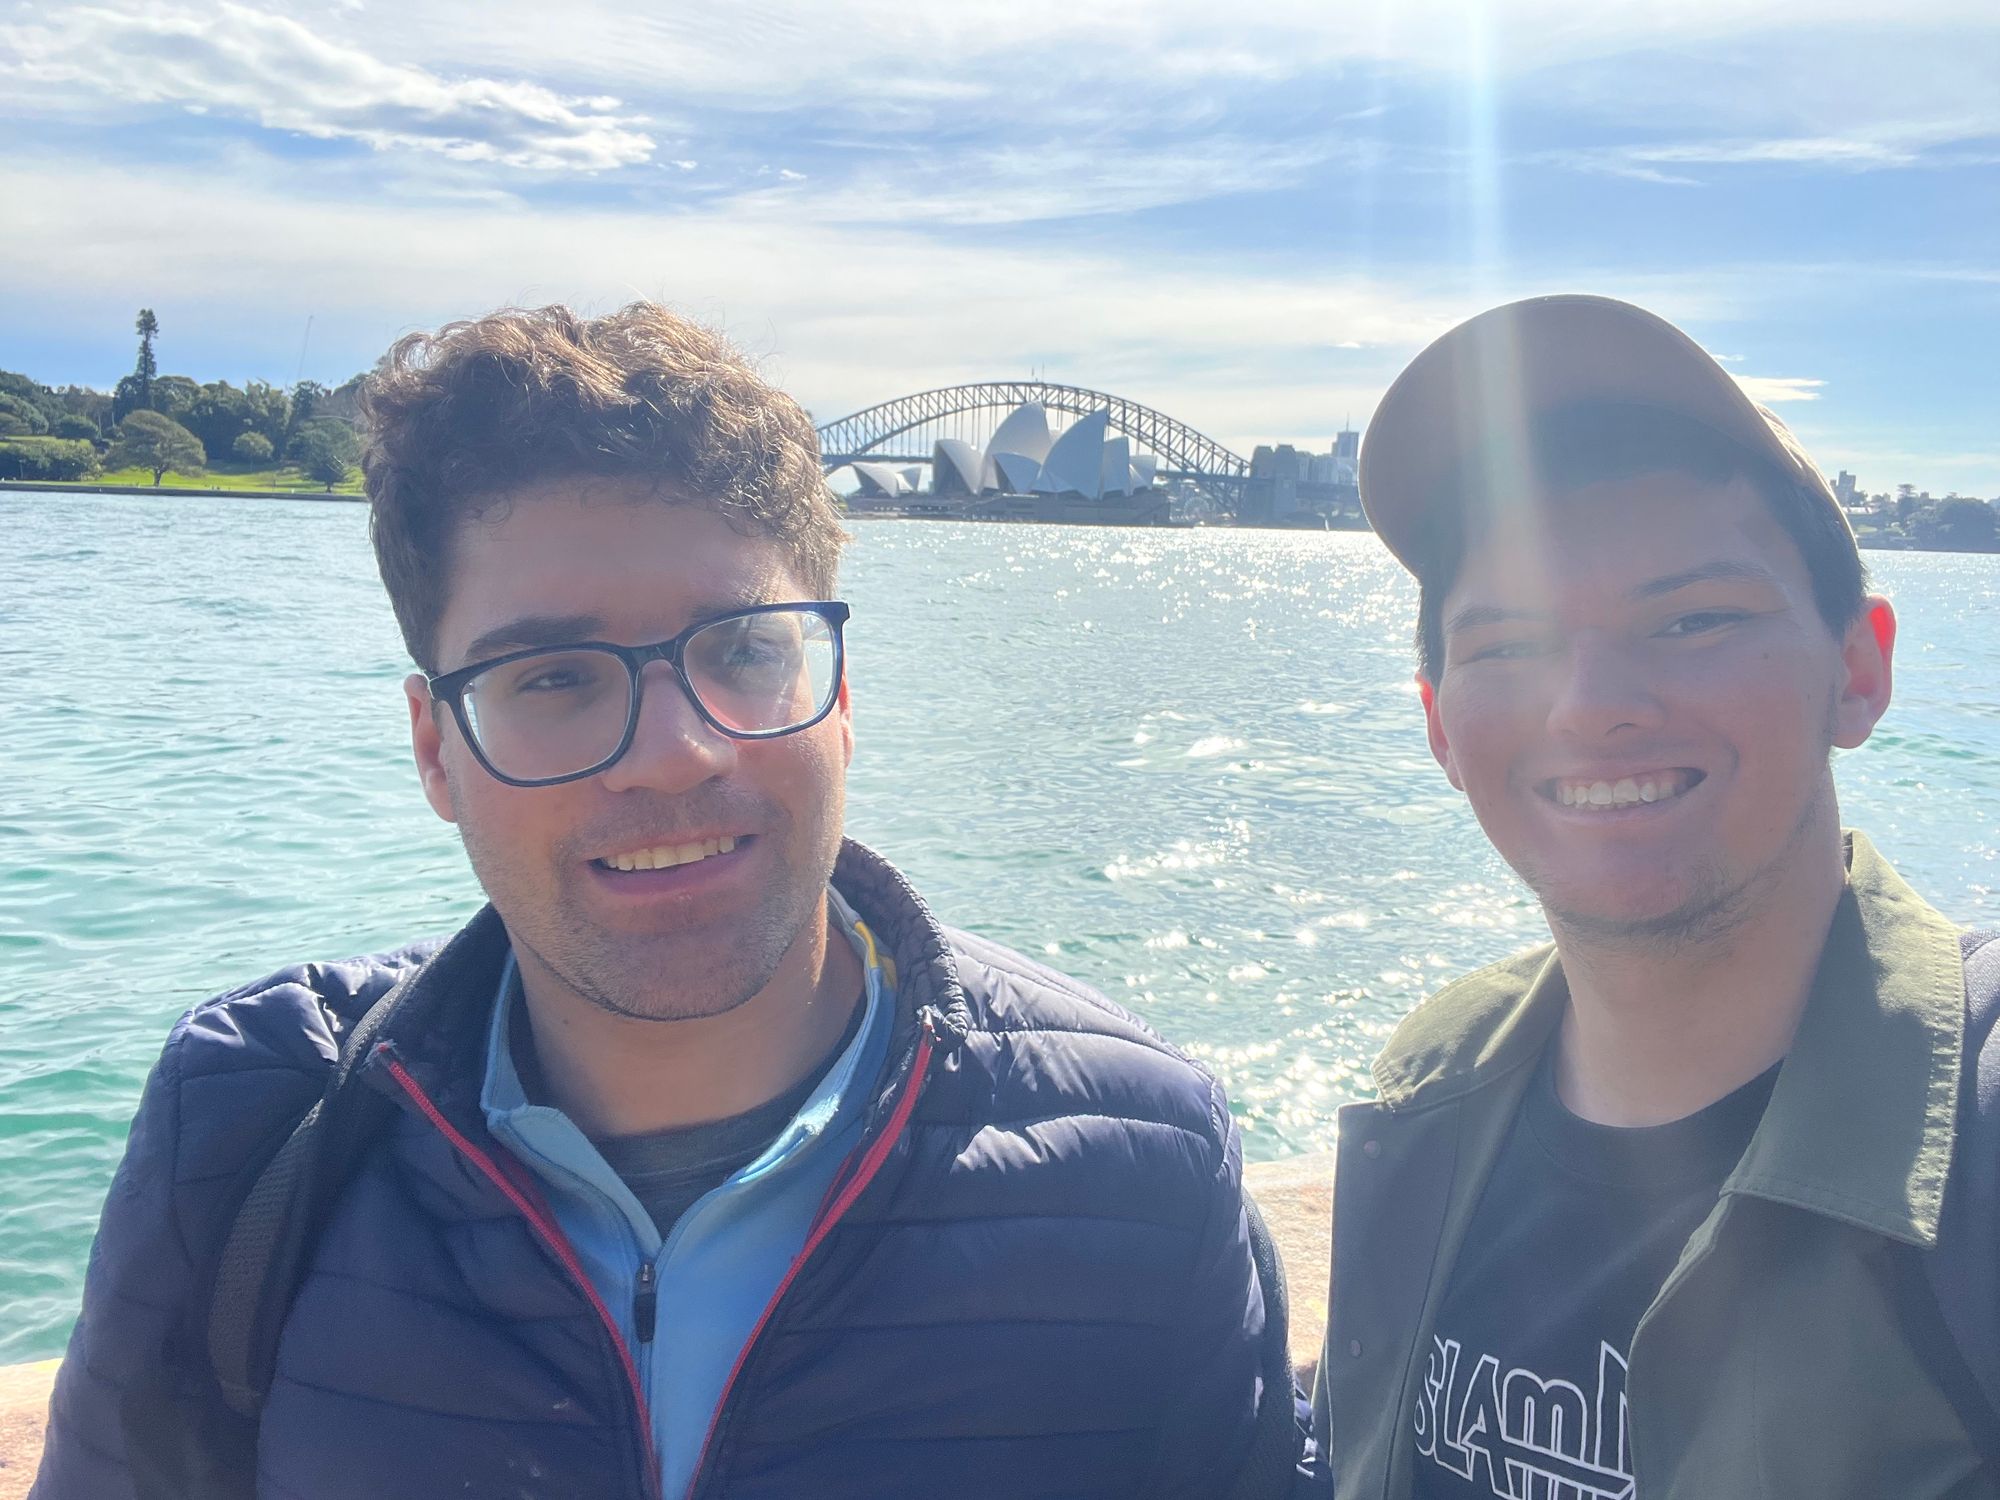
[815,381,1248,480]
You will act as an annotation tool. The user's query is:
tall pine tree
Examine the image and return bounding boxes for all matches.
[134,309,159,411]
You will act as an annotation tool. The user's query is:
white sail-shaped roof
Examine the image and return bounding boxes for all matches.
[985,402,1054,465]
[1032,409,1111,497]
[1099,435,1132,496]
[1130,452,1159,489]
[931,438,984,495]
[992,452,1043,493]
[852,461,909,497]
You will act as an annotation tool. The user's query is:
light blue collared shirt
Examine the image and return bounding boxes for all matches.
[481,890,894,1499]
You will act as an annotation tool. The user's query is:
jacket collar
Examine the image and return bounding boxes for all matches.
[1731,832,1963,1244]
[1370,830,1964,1245]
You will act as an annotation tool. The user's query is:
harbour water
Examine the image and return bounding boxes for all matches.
[2,489,1996,1361]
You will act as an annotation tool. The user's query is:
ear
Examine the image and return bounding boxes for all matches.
[1831,596,1896,750]
[1419,673,1464,790]
[405,673,459,823]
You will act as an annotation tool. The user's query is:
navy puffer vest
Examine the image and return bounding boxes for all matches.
[33,841,1270,1499]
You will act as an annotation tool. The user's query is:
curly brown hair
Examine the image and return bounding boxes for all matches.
[361,302,846,671]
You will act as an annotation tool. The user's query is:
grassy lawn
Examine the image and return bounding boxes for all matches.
[87,461,364,495]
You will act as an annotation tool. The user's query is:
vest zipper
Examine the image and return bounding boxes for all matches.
[635,1259,658,1345]
[377,1045,663,1500]
[681,1010,941,1500]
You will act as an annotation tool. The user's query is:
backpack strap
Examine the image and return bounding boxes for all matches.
[1923,931,2000,1463]
[205,980,404,1418]
[1226,1189,1312,1500]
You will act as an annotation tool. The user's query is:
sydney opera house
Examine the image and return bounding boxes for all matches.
[842,403,1161,506]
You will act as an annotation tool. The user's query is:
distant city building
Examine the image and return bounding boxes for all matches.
[1240,433,1361,524]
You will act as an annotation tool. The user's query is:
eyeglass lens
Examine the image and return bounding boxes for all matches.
[457,609,839,782]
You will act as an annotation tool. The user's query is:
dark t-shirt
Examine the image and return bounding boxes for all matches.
[1413,1051,1777,1500]
[514,993,866,1241]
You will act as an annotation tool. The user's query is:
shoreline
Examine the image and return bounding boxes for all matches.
[7,483,1997,551]
[0,479,362,503]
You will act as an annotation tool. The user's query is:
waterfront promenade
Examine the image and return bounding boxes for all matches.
[0,1155,1336,1495]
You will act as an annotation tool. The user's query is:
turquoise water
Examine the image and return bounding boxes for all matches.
[2,490,1996,1360]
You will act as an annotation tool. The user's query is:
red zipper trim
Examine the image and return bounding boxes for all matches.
[681,1022,937,1500]
[383,1055,663,1500]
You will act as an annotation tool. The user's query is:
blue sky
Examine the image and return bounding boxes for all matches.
[2,0,1996,495]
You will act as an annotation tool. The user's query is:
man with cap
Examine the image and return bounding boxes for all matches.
[1309,295,1998,1498]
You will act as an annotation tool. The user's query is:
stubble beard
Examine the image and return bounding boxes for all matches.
[1532,765,1837,959]
[453,789,844,1025]
[515,879,821,1022]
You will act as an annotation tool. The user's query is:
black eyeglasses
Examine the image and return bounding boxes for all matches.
[427,601,850,788]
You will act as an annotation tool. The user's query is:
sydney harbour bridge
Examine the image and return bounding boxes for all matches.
[815,380,1251,509]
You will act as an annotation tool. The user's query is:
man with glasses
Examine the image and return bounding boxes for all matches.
[35,304,1288,1499]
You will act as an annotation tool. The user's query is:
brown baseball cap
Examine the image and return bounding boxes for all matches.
[1357,294,1848,572]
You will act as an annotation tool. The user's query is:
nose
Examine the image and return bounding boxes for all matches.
[596,659,736,795]
[1543,632,1666,743]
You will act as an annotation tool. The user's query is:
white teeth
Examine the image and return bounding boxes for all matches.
[602,835,739,873]
[1553,772,1692,811]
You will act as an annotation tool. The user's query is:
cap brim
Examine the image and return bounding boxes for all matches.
[1358,294,1829,570]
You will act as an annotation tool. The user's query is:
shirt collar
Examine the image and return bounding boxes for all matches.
[1372,831,1965,1244]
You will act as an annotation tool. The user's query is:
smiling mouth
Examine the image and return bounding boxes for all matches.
[1540,769,1705,811]
[591,835,741,873]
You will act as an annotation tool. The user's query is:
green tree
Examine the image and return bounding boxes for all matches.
[0,370,61,427]
[55,384,113,432]
[108,409,205,485]
[0,392,48,437]
[1914,496,1999,551]
[287,379,327,447]
[243,379,290,448]
[187,380,253,456]
[291,417,359,490]
[52,413,100,441]
[112,373,147,423]
[232,430,275,463]
[0,437,99,482]
[150,375,199,422]
[134,308,159,411]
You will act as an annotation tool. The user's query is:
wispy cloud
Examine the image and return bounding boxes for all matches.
[1539,124,2000,185]
[349,0,2000,107]
[0,3,654,170]
[1734,375,1825,404]
[1541,154,1703,187]
[753,132,1381,227]
[1635,137,1917,168]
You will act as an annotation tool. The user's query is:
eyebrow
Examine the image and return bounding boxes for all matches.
[458,613,606,667]
[1627,559,1780,599]
[1444,603,1545,636]
[1446,559,1783,637]
[453,594,801,670]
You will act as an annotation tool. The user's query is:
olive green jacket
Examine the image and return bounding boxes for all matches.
[1315,833,1991,1498]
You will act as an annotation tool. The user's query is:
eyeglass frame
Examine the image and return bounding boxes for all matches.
[425,599,852,789]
